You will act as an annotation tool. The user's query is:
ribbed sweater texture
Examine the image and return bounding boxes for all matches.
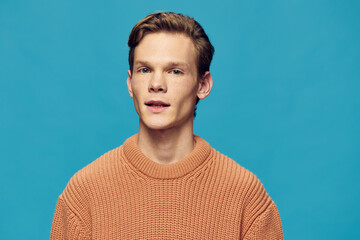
[51,134,283,239]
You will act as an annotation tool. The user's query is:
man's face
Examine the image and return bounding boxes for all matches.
[127,32,208,131]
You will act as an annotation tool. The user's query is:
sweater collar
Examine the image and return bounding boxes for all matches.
[123,134,211,179]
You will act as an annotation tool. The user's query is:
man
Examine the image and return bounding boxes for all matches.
[51,12,283,239]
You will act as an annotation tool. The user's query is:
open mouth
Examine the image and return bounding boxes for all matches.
[145,101,170,108]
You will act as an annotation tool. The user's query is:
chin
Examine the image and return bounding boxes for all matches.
[141,118,173,131]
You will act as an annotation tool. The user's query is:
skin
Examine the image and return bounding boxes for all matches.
[127,32,213,164]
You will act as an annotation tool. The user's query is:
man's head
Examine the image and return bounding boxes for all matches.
[126,12,214,131]
[128,12,214,79]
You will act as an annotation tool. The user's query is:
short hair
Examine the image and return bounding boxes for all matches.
[127,12,214,117]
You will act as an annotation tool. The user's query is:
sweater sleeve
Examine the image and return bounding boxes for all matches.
[50,195,91,240]
[240,172,283,240]
[243,201,283,240]
[50,169,93,240]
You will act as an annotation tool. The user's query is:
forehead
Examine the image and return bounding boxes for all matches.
[134,32,197,67]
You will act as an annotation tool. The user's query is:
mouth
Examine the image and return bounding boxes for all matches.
[145,100,170,113]
[145,100,170,108]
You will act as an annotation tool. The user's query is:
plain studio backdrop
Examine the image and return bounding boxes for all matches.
[1,0,359,239]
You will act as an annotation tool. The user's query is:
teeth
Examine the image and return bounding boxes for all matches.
[148,104,167,107]
[146,103,169,107]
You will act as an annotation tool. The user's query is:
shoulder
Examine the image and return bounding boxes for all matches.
[209,148,280,236]
[211,149,265,192]
[209,147,273,208]
[60,144,124,206]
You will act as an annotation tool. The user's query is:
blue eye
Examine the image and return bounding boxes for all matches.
[140,68,150,73]
[172,69,182,75]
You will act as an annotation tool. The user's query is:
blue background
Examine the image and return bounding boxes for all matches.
[1,0,359,239]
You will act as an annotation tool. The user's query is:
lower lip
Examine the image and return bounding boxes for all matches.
[146,105,169,113]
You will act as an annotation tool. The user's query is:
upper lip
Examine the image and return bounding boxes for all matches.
[145,100,170,107]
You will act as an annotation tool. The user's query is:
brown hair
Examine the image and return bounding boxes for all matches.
[128,11,214,77]
[128,12,214,116]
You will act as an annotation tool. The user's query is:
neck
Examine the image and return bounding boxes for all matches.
[137,121,195,165]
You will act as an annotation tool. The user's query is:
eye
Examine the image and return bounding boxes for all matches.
[139,67,150,73]
[170,69,183,75]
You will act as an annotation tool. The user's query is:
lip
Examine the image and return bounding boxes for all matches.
[145,100,170,113]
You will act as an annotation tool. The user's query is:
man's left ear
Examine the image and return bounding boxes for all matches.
[197,71,213,100]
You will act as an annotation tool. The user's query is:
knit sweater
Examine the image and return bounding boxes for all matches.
[50,134,283,239]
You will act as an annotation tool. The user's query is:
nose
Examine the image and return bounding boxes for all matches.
[149,72,167,93]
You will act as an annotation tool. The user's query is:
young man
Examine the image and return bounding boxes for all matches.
[51,12,283,239]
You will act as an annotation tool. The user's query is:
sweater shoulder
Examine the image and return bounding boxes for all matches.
[211,149,273,205]
[77,145,124,178]
[61,145,124,205]
[211,149,263,189]
[210,149,276,235]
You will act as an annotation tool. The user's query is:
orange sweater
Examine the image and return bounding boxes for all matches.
[51,134,283,239]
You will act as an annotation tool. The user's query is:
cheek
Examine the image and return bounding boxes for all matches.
[175,86,198,108]
[131,82,145,101]
[131,89,142,111]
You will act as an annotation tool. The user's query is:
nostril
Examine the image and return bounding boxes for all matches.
[150,87,164,92]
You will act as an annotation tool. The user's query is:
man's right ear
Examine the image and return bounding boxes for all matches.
[127,70,133,98]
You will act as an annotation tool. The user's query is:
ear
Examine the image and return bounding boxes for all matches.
[197,71,213,100]
[127,70,133,98]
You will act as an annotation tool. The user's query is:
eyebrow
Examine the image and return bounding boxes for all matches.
[133,60,150,67]
[167,61,189,69]
[134,60,190,69]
